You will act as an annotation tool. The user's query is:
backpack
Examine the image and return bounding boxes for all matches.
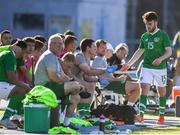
[91,104,137,124]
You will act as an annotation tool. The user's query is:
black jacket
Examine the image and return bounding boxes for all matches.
[107,53,122,69]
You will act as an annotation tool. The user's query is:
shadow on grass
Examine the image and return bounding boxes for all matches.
[146,111,175,117]
[132,128,180,134]
[132,124,180,134]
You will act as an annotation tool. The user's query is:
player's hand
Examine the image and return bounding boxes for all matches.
[120,64,130,71]
[99,77,109,86]
[22,83,31,92]
[152,58,162,66]
[118,74,127,81]
[105,65,118,73]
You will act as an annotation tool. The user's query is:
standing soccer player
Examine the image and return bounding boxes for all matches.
[121,11,172,124]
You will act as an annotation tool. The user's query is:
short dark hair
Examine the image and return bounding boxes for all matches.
[80,38,95,52]
[35,40,44,51]
[15,40,27,50]
[64,35,77,47]
[64,30,75,36]
[0,30,11,40]
[11,38,21,45]
[23,37,36,43]
[142,11,158,22]
[95,39,107,48]
[34,35,46,43]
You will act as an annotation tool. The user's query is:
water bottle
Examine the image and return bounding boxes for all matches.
[99,114,105,132]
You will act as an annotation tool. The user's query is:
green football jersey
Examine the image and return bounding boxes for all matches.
[0,45,10,53]
[16,58,25,67]
[0,45,24,67]
[0,50,17,81]
[139,30,170,69]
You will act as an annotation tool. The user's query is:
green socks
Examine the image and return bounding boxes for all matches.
[61,96,70,113]
[139,95,166,117]
[2,94,25,120]
[139,95,147,116]
[77,103,90,117]
[159,96,166,116]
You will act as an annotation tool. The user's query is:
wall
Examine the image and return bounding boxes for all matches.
[0,0,127,46]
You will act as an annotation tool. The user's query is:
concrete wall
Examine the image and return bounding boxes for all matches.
[77,0,127,46]
[0,0,127,46]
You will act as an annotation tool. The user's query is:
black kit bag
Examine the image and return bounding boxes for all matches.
[91,104,137,124]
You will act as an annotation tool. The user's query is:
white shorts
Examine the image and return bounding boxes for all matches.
[139,67,167,87]
[0,82,16,100]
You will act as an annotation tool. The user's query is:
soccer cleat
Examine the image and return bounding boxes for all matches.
[156,116,164,124]
[0,118,17,129]
[136,114,144,123]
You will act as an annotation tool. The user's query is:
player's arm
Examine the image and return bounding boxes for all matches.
[5,53,30,90]
[79,63,104,76]
[159,47,172,61]
[19,65,32,83]
[121,48,144,71]
[152,47,172,66]
[128,48,144,66]
[47,68,70,83]
[7,71,31,90]
[83,74,100,82]
[66,70,82,82]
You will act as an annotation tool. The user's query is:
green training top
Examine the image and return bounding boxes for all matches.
[0,50,17,81]
[0,45,10,53]
[139,29,170,69]
[0,45,24,67]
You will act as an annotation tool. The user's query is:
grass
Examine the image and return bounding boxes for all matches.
[0,110,4,119]
[1,109,180,134]
[131,112,180,134]
[132,127,180,134]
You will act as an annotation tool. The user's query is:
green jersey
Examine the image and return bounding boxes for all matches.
[140,29,170,69]
[0,45,10,53]
[16,58,25,67]
[0,45,24,67]
[0,50,17,81]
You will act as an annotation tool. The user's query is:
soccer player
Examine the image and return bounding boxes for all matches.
[0,40,31,129]
[0,30,13,46]
[121,11,172,124]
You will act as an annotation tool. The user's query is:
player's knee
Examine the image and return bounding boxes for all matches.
[14,86,28,94]
[70,94,80,104]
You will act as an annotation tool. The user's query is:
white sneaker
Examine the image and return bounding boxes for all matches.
[10,114,23,122]
[10,114,24,129]
[0,118,17,129]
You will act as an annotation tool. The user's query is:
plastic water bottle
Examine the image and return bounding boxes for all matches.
[99,114,105,132]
